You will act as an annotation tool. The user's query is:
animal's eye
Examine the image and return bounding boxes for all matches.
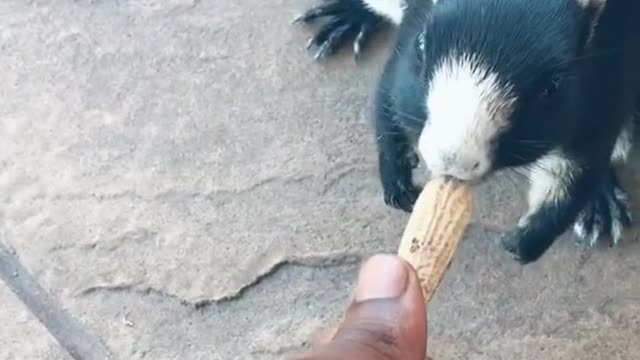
[538,74,562,100]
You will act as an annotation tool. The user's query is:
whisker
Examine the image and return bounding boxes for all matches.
[505,168,531,187]
[505,151,557,179]
[375,130,405,137]
[378,104,425,126]
[556,48,622,68]
[514,139,552,145]
[501,170,520,188]
[522,162,556,178]
[515,143,550,150]
[376,90,427,124]
[393,122,420,132]
[512,167,532,182]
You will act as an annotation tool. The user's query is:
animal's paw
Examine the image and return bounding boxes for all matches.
[573,179,632,247]
[501,213,554,265]
[383,178,421,213]
[405,150,420,170]
[292,0,386,61]
[380,148,421,212]
[500,229,535,265]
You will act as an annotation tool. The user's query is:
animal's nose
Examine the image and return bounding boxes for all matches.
[425,151,489,181]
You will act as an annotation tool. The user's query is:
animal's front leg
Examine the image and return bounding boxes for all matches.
[373,69,421,213]
[376,124,421,213]
[502,152,599,264]
[292,0,394,60]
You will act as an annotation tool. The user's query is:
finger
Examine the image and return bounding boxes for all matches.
[293,255,427,360]
[313,252,409,347]
[342,255,427,359]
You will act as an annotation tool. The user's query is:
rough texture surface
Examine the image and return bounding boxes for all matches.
[1,1,640,359]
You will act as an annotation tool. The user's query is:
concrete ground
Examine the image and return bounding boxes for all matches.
[1,1,640,359]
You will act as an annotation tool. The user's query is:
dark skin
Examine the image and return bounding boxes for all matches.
[290,255,429,360]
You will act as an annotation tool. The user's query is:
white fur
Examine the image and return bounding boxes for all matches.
[573,186,628,246]
[609,204,624,245]
[575,0,607,46]
[573,220,588,239]
[419,53,516,181]
[524,150,576,219]
[611,186,630,244]
[573,220,601,246]
[575,0,607,8]
[584,184,632,246]
[611,120,633,163]
[362,0,407,24]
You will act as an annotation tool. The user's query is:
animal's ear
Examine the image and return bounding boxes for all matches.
[577,0,607,49]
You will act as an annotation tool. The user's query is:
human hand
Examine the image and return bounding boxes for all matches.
[291,254,428,360]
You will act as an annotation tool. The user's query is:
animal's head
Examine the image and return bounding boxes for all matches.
[412,0,605,181]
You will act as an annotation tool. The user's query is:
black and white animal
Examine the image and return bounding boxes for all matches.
[293,0,640,263]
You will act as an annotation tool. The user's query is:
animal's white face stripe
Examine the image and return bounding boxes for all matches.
[418,53,516,181]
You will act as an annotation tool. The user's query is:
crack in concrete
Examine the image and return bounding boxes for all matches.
[203,251,365,306]
[74,250,365,309]
[31,175,319,204]
[320,167,361,196]
[69,223,499,312]
[76,282,194,308]
[24,162,369,205]
[36,174,314,203]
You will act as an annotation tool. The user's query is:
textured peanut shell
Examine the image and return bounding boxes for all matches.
[397,177,473,303]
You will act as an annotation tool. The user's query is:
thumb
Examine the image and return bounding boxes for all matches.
[294,255,428,360]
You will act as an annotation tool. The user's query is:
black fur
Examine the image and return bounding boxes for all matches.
[506,0,640,262]
[294,0,640,263]
[373,1,432,211]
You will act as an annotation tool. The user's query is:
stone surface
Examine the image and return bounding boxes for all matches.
[1,0,640,359]
[0,284,68,360]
